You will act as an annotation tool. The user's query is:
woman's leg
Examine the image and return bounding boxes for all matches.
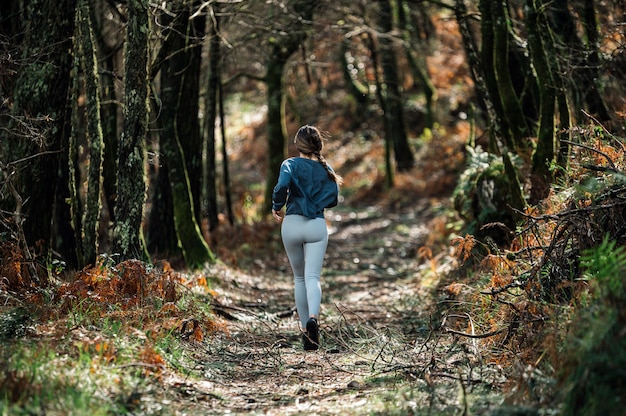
[281,215,308,327]
[302,217,329,320]
[282,216,329,328]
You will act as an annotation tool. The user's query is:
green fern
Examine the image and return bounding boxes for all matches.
[560,235,626,415]
[580,235,626,299]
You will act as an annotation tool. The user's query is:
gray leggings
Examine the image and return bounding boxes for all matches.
[281,214,329,328]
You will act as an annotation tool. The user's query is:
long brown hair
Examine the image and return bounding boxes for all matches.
[294,125,344,185]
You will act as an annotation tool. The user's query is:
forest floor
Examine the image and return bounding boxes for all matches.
[163,200,512,415]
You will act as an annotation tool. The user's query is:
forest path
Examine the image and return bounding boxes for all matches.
[167,203,500,415]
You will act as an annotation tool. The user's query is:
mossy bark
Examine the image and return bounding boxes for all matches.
[158,2,215,268]
[491,0,530,147]
[578,0,611,121]
[526,0,557,201]
[174,1,205,226]
[378,0,414,171]
[455,0,503,150]
[0,0,77,266]
[76,0,104,267]
[92,11,121,224]
[366,31,394,189]
[204,3,221,232]
[68,40,83,268]
[113,0,149,262]
[478,0,511,148]
[399,0,437,130]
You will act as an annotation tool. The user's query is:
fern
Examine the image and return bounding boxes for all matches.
[580,235,626,299]
[560,235,626,415]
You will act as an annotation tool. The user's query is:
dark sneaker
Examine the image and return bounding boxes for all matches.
[303,317,319,351]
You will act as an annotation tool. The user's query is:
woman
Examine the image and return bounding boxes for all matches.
[272,125,343,351]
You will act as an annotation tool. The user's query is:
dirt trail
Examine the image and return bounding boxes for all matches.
[169,205,502,415]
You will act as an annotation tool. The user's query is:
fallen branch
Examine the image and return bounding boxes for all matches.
[561,139,617,171]
[444,327,506,339]
[480,280,524,295]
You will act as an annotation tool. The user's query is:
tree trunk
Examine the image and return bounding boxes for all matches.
[176,1,205,226]
[76,0,104,267]
[455,0,503,150]
[549,0,610,122]
[158,3,215,268]
[366,31,394,189]
[146,165,180,257]
[0,0,77,271]
[90,0,121,227]
[490,0,529,147]
[478,0,510,149]
[378,0,414,171]
[263,0,317,214]
[204,3,220,232]
[218,81,235,226]
[526,0,556,202]
[113,0,149,262]
[400,0,437,129]
[579,0,610,121]
[455,0,526,213]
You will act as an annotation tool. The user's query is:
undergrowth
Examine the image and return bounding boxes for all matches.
[445,127,626,412]
[0,254,224,414]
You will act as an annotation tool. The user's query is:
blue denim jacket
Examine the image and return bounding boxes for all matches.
[272,157,339,219]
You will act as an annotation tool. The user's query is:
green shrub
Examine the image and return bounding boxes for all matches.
[559,236,626,415]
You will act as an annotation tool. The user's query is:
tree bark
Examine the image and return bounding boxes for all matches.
[89,0,121,226]
[218,81,235,226]
[578,0,610,121]
[455,0,526,213]
[489,0,529,147]
[366,31,394,189]
[377,0,414,171]
[0,0,77,269]
[113,0,150,262]
[400,0,437,129]
[158,2,215,268]
[455,0,502,148]
[76,0,104,267]
[204,3,220,232]
[526,0,557,202]
[177,1,205,226]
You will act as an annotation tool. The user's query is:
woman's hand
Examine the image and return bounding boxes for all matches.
[272,209,283,223]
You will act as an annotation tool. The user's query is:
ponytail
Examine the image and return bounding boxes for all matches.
[295,125,344,186]
[315,152,344,186]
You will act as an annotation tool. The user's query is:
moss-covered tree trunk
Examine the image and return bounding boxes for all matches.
[113,0,149,262]
[203,2,221,232]
[69,45,84,268]
[478,0,510,148]
[158,3,214,268]
[578,0,610,121]
[366,31,394,189]
[263,0,317,214]
[455,0,526,214]
[399,0,437,130]
[491,0,529,146]
[76,0,104,267]
[526,0,557,202]
[0,0,77,270]
[455,0,502,146]
[378,0,414,172]
[90,3,121,226]
[176,1,205,226]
